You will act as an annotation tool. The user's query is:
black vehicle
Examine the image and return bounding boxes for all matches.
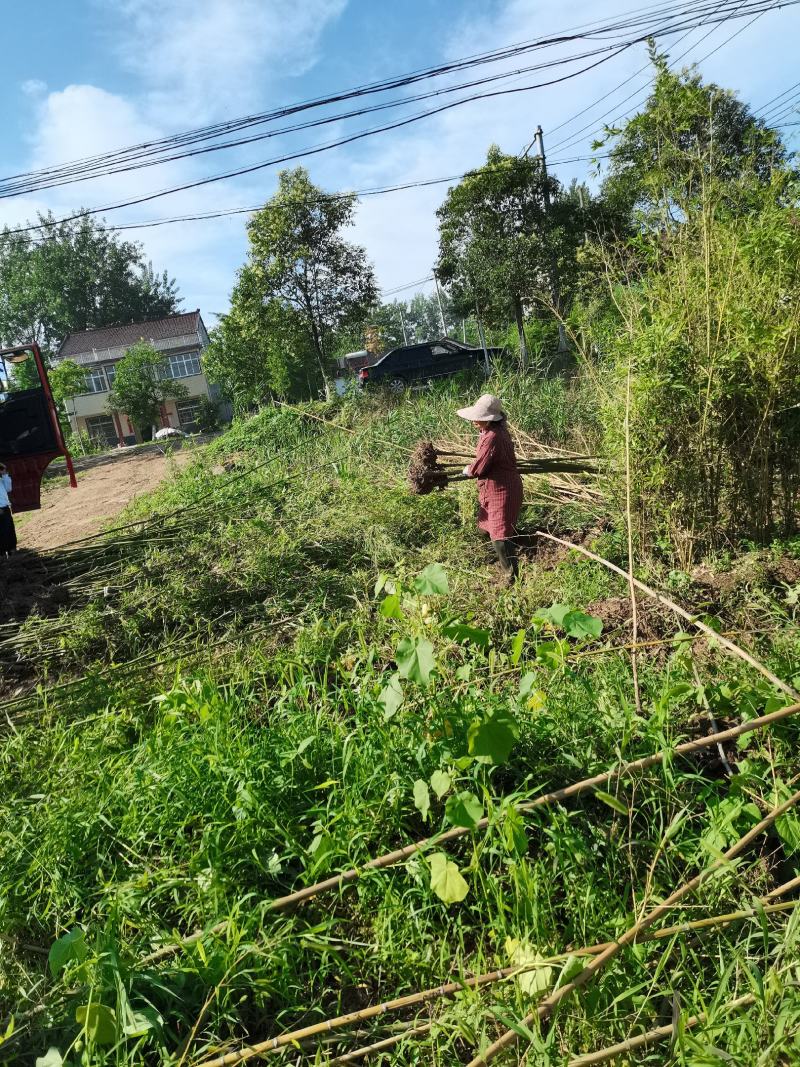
[358,338,503,392]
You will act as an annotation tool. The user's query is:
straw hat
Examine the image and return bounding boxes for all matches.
[456,394,506,422]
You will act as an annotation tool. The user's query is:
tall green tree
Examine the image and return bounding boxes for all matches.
[204,292,320,411]
[599,44,787,222]
[436,146,583,369]
[0,212,181,357]
[107,342,187,441]
[235,168,377,397]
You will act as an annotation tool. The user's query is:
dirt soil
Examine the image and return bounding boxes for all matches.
[17,450,192,551]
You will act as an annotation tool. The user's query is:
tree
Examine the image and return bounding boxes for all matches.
[600,44,787,222]
[107,342,187,441]
[0,212,181,357]
[238,168,377,397]
[204,290,321,410]
[436,146,584,369]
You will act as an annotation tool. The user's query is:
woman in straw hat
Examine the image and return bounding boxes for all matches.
[457,395,522,583]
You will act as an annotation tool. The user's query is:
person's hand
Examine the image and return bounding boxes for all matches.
[462,465,471,477]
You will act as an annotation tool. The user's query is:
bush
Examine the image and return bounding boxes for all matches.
[595,188,800,562]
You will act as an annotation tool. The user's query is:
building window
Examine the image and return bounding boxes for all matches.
[84,367,108,393]
[105,363,117,388]
[176,398,202,432]
[85,415,118,447]
[165,351,202,379]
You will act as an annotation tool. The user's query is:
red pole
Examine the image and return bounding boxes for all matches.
[31,342,78,489]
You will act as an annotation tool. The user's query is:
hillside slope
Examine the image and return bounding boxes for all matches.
[1,376,799,1065]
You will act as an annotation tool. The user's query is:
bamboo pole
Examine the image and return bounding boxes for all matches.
[535,531,799,698]
[189,894,799,1066]
[566,993,756,1066]
[466,787,800,1065]
[326,1023,433,1064]
[143,703,800,965]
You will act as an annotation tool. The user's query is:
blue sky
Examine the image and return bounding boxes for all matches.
[2,0,799,326]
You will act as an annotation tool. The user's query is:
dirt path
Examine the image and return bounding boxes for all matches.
[17,450,193,550]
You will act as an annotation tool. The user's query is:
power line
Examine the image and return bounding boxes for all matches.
[0,0,759,198]
[0,0,790,211]
[521,0,725,154]
[550,0,772,155]
[0,0,790,243]
[18,153,608,246]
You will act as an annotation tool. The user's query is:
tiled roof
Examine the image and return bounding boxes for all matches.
[57,310,202,359]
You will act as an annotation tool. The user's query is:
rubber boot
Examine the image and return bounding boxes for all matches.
[491,540,518,585]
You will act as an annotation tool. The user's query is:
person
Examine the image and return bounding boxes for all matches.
[0,462,17,557]
[457,394,522,584]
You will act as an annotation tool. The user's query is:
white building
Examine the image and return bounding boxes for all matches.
[54,310,224,446]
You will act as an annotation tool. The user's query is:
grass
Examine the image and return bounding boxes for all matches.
[0,371,798,1065]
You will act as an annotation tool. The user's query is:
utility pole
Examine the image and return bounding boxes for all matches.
[533,125,569,354]
[397,306,409,345]
[474,297,491,377]
[433,273,448,337]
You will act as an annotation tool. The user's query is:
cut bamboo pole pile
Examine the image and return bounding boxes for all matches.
[407,439,603,499]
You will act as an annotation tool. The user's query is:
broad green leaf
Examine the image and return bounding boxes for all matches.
[468,710,518,765]
[555,954,585,987]
[535,639,570,670]
[594,790,628,816]
[428,852,469,903]
[672,631,694,644]
[562,610,603,640]
[518,672,537,700]
[75,1004,117,1046]
[506,940,554,997]
[413,563,449,596]
[379,594,404,619]
[445,790,484,829]
[430,769,452,798]
[413,779,431,822]
[35,1051,63,1067]
[776,813,800,853]
[377,674,404,719]
[441,621,490,647]
[510,628,527,665]
[123,1010,159,1038]
[395,636,436,687]
[534,603,573,629]
[48,928,88,980]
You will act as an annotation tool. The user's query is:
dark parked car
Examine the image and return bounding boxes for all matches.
[358,338,503,392]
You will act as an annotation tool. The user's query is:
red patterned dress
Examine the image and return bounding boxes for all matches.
[466,421,523,540]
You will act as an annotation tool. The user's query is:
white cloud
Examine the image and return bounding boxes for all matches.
[335,0,800,295]
[110,0,348,122]
[3,0,799,318]
[21,79,47,97]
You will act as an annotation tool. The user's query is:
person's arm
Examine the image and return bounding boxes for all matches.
[1,473,10,492]
[466,433,497,478]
